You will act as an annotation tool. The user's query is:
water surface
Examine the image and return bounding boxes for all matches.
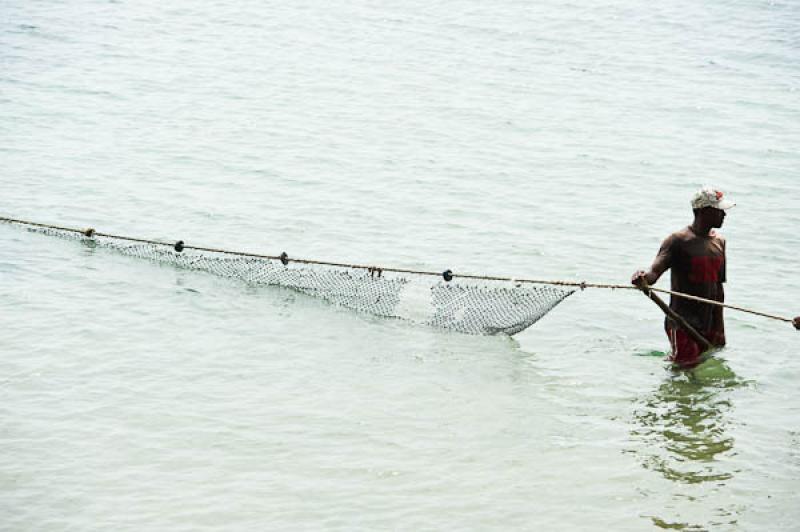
[2,1,799,529]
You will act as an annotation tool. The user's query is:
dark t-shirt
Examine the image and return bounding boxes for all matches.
[654,226,726,342]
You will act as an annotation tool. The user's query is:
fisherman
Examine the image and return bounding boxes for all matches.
[632,186,735,367]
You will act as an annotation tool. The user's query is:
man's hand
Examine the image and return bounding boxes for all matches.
[794,316,800,330]
[631,270,649,289]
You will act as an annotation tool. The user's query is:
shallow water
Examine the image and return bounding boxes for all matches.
[2,0,799,530]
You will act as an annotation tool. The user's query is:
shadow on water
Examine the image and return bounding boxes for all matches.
[629,356,750,529]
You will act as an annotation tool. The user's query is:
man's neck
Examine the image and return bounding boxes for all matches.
[690,221,712,237]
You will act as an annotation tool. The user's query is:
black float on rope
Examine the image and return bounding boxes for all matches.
[174,240,185,252]
[442,269,453,282]
[280,252,289,265]
[83,228,95,237]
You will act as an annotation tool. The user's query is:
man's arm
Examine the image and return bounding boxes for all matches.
[632,235,674,288]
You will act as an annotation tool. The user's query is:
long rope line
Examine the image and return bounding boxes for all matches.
[0,215,793,324]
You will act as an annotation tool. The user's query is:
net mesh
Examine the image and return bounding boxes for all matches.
[24,226,574,336]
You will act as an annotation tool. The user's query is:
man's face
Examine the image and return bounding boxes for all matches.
[710,207,726,228]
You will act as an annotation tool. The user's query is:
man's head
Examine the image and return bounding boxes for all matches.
[691,186,735,229]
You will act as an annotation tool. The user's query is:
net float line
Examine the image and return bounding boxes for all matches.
[0,215,793,325]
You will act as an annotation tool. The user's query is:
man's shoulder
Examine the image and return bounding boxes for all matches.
[664,226,693,244]
[666,226,726,243]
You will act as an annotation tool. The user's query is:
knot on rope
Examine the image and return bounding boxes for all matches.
[83,228,95,237]
[442,269,453,282]
[174,240,185,252]
[280,252,289,266]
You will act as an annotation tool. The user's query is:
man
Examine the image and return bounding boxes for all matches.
[632,186,735,367]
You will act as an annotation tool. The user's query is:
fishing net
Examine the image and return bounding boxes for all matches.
[21,225,574,336]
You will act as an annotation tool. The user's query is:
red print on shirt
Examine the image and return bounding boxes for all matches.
[689,256,723,283]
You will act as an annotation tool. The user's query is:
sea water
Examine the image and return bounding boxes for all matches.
[1,0,799,530]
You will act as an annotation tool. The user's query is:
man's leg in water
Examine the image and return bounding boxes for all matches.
[666,327,704,367]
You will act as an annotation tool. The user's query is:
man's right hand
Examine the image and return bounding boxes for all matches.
[631,270,649,288]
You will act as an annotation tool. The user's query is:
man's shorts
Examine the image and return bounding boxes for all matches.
[665,327,725,367]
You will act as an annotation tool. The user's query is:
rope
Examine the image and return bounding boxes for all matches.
[1,215,793,324]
